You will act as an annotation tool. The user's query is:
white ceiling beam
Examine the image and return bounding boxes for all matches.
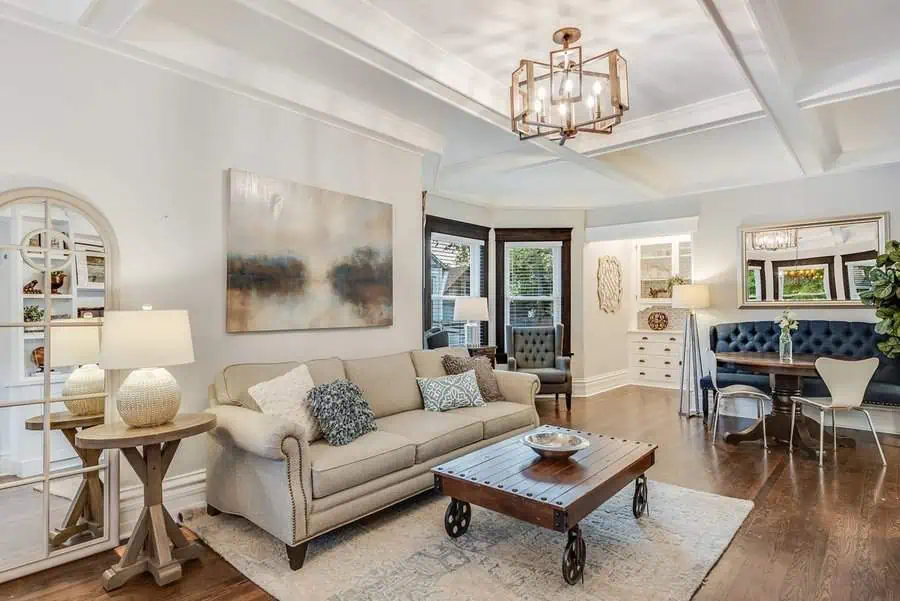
[797,52,900,109]
[238,0,661,198]
[441,91,764,179]
[698,0,839,175]
[0,3,444,155]
[78,0,149,36]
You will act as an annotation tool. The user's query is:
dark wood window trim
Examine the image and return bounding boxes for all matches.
[746,259,767,302]
[495,228,572,363]
[771,255,837,301]
[423,215,490,347]
[840,250,878,300]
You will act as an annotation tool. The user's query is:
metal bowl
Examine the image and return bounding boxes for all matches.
[523,431,590,459]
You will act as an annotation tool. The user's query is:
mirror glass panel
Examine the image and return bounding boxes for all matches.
[0,192,110,573]
[740,214,888,307]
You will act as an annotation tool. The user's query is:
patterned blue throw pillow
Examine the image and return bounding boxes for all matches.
[416,370,486,412]
[307,379,377,446]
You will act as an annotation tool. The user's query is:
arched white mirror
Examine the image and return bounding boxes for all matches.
[0,188,119,581]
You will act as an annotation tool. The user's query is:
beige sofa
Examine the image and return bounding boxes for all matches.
[205,348,540,569]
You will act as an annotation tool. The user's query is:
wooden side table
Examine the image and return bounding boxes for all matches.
[467,345,497,368]
[76,413,216,591]
[25,411,105,548]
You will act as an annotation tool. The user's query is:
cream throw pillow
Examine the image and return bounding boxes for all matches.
[248,364,319,442]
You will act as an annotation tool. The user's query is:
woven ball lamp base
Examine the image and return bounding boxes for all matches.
[63,364,105,416]
[117,368,181,427]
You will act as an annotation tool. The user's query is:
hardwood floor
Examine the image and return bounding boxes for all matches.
[2,385,897,600]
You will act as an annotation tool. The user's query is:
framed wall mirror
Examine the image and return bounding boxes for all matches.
[0,188,119,583]
[739,213,890,308]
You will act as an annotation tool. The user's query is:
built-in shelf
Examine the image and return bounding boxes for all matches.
[23,294,73,299]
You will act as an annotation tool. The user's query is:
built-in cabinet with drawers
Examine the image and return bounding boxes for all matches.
[628,329,684,388]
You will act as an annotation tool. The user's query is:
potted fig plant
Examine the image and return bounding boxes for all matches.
[860,240,900,358]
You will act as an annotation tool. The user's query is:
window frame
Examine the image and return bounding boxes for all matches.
[771,255,837,301]
[423,216,490,347]
[495,228,572,363]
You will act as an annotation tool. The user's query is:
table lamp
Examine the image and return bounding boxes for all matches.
[453,297,489,347]
[99,306,194,427]
[51,317,104,416]
[672,284,710,418]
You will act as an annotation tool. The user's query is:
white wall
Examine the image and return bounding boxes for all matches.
[0,20,423,485]
[582,240,633,379]
[582,164,900,382]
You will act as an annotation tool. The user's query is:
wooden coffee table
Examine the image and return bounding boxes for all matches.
[432,425,657,585]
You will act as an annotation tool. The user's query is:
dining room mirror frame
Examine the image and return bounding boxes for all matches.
[0,187,120,584]
[738,212,890,309]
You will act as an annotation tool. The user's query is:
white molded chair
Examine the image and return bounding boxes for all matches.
[790,357,886,467]
[706,350,769,446]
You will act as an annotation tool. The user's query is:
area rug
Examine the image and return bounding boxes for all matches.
[183,481,752,601]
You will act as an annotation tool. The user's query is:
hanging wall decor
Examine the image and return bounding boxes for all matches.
[226,169,393,333]
[596,255,623,313]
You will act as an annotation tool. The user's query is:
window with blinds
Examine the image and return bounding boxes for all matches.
[430,233,484,346]
[505,242,562,345]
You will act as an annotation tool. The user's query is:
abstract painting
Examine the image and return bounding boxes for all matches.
[226,169,393,332]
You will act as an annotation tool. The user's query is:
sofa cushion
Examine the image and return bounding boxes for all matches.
[344,352,422,418]
[307,380,377,446]
[450,401,534,439]
[248,364,319,442]
[305,357,347,386]
[410,347,470,378]
[220,361,300,411]
[442,354,504,402]
[519,367,568,384]
[417,371,486,412]
[376,410,483,463]
[309,431,415,498]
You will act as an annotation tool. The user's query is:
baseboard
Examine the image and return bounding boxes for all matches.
[573,370,631,397]
[118,468,206,540]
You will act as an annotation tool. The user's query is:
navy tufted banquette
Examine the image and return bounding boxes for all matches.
[701,320,900,407]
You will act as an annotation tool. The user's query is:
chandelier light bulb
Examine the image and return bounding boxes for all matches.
[593,80,603,94]
[558,103,567,116]
[537,87,546,99]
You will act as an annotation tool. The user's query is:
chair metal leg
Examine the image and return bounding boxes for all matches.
[711,393,720,440]
[858,409,887,466]
[831,411,837,450]
[759,398,767,449]
[789,399,797,452]
[819,409,825,467]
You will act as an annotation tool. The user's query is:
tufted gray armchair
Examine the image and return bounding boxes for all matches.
[506,324,572,410]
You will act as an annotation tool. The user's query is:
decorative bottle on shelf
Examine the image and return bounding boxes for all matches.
[779,328,793,362]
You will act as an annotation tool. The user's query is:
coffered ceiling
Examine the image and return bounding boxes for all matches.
[3,0,900,208]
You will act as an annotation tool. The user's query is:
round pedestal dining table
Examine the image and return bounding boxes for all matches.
[715,352,855,458]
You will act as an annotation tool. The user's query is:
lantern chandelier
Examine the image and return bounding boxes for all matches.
[510,27,629,146]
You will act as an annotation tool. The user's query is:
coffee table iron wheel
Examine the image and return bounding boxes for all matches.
[442,473,650,586]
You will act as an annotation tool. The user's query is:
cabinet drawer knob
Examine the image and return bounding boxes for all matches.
[664,347,671,352]
[664,374,671,378]
[664,361,671,365]
[639,372,646,376]
[638,346,645,351]
[639,359,645,363]
[641,336,648,340]
[669,337,676,341]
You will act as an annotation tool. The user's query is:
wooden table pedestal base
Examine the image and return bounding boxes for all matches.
[102,440,203,591]
[724,373,855,459]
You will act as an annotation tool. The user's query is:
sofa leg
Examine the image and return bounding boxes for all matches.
[565,392,572,412]
[555,393,559,403]
[286,542,309,570]
[207,504,221,517]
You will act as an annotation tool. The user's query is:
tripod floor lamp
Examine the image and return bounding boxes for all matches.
[672,284,710,417]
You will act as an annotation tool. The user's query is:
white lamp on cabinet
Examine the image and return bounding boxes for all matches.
[99,306,194,427]
[453,297,489,347]
[672,284,710,418]
[51,317,104,416]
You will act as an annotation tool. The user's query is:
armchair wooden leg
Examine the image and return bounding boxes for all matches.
[565,392,572,411]
[286,542,309,570]
[555,393,559,403]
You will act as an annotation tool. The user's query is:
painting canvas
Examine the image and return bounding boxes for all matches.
[226,169,393,332]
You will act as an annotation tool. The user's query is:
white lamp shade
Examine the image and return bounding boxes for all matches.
[671,284,710,310]
[49,319,101,367]
[453,297,489,321]
[99,309,194,369]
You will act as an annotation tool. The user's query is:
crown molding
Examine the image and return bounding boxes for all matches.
[79,0,148,36]
[797,53,900,109]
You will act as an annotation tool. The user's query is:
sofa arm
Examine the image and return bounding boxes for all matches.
[507,356,518,371]
[207,405,307,460]
[555,356,572,381]
[494,369,539,405]
[205,405,312,544]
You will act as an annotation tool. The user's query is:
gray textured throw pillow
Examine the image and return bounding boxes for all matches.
[417,370,486,412]
[307,379,376,446]
[442,354,504,402]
